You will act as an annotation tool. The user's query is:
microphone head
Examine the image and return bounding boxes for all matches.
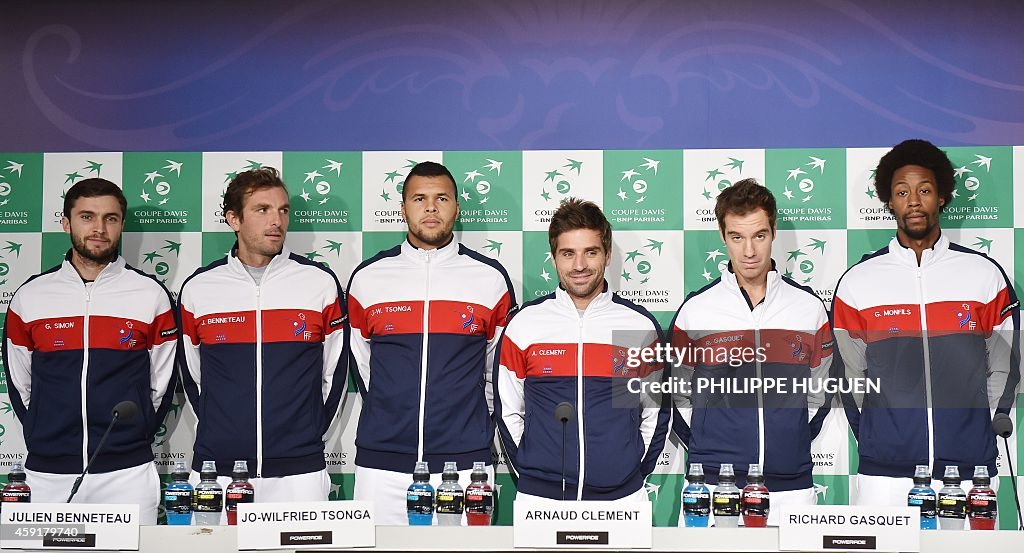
[992,412,1013,438]
[554,402,575,424]
[112,400,139,422]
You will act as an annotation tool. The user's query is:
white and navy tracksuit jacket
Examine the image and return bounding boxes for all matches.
[495,283,670,500]
[178,245,348,477]
[2,252,177,474]
[669,264,833,492]
[832,234,1020,480]
[347,238,515,473]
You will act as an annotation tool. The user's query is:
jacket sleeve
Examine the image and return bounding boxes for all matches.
[2,293,33,422]
[484,275,516,416]
[807,311,835,440]
[638,322,670,477]
[148,283,179,436]
[667,306,694,449]
[177,280,203,420]
[983,270,1020,415]
[321,272,350,434]
[831,280,865,439]
[345,274,372,397]
[493,322,527,479]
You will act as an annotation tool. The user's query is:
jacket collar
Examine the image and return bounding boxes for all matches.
[400,234,459,264]
[555,280,613,314]
[60,249,125,284]
[722,259,781,310]
[226,242,292,279]
[889,231,948,268]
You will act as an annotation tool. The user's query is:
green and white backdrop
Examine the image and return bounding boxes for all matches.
[0,147,1021,527]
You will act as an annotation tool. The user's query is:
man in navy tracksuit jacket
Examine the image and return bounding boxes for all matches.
[669,179,834,525]
[833,139,1020,509]
[348,162,515,524]
[2,179,177,524]
[495,198,669,503]
[178,168,348,502]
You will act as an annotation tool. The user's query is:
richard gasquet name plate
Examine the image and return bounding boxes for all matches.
[0,503,140,550]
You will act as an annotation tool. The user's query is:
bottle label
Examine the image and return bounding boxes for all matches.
[406,488,434,515]
[712,490,740,517]
[465,487,493,514]
[435,489,465,515]
[225,486,255,509]
[937,494,966,519]
[967,492,997,519]
[742,489,770,517]
[164,488,192,514]
[907,492,936,518]
[682,489,710,517]
[1,490,31,503]
[194,488,224,513]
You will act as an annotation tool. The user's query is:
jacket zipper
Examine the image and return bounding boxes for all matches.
[916,268,935,472]
[575,312,585,500]
[81,283,92,472]
[255,281,264,477]
[416,252,433,464]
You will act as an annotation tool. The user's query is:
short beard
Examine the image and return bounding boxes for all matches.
[71,233,118,264]
[900,217,936,241]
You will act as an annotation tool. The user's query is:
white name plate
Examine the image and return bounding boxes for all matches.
[0,503,140,550]
[236,500,374,550]
[514,500,652,549]
[778,505,920,552]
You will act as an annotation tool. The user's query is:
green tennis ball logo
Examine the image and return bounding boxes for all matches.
[154,262,170,276]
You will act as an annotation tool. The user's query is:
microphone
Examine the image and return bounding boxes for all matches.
[66,400,140,503]
[554,402,574,501]
[992,412,1013,439]
[992,413,1022,531]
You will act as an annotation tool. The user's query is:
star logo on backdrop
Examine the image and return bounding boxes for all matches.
[951,151,996,203]
[139,159,183,206]
[700,156,747,201]
[539,158,582,201]
[483,240,502,255]
[972,236,993,254]
[459,157,504,204]
[784,238,827,284]
[782,155,828,203]
[304,240,345,265]
[702,248,727,282]
[616,156,661,204]
[298,158,348,206]
[379,162,416,203]
[621,237,663,285]
[140,240,183,285]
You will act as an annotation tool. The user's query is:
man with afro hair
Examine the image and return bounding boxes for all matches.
[832,139,1019,516]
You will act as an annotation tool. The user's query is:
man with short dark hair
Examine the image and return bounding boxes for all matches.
[348,161,516,524]
[833,139,1020,507]
[669,179,833,525]
[178,167,348,502]
[2,178,177,523]
[495,198,669,503]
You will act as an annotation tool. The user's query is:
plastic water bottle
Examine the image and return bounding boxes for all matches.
[465,462,493,526]
[2,463,31,509]
[435,461,464,526]
[967,466,996,530]
[193,461,224,526]
[164,461,193,526]
[225,460,254,526]
[406,461,434,526]
[713,464,741,528]
[937,466,966,530]
[907,465,936,530]
[741,464,769,528]
[682,463,711,527]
